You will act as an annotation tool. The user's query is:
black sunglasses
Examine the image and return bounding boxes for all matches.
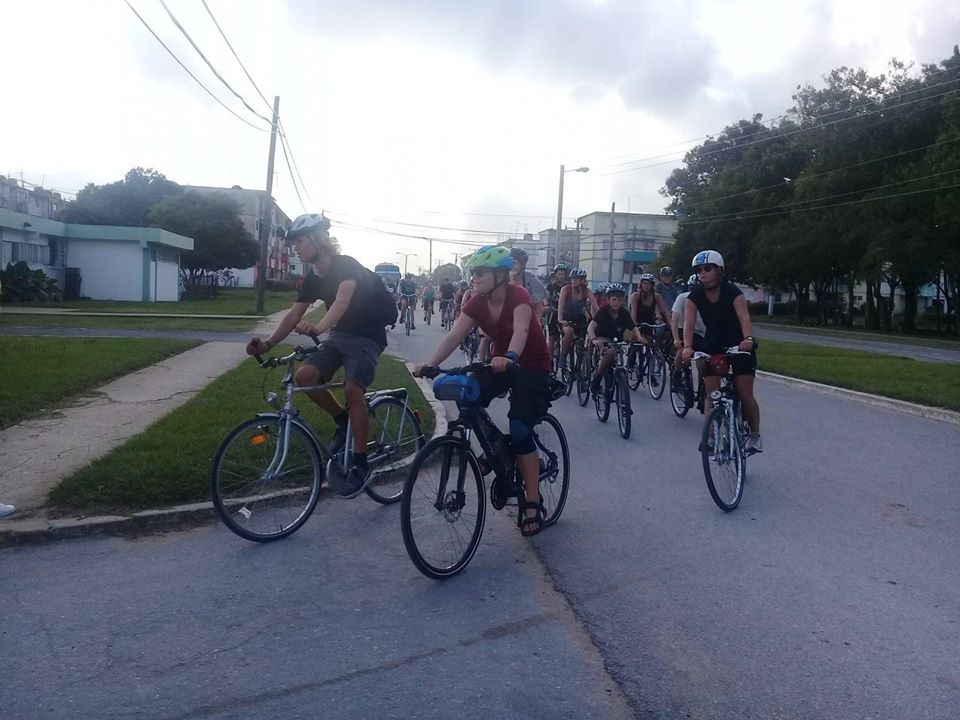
[696,264,718,273]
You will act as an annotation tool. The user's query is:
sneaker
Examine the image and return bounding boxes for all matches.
[0,503,15,519]
[336,464,373,499]
[745,433,764,455]
[698,436,715,454]
[329,422,349,455]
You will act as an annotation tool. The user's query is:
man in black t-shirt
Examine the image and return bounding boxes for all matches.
[680,250,762,453]
[586,283,642,395]
[246,213,387,497]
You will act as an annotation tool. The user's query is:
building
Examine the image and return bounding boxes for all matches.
[537,228,581,272]
[0,176,69,220]
[0,208,192,302]
[576,211,678,291]
[186,185,293,285]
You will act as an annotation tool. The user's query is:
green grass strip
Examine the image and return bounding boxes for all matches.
[49,352,435,514]
[17,287,295,316]
[760,339,960,412]
[0,336,199,429]
[0,314,256,332]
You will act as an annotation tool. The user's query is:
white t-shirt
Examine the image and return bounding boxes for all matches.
[672,291,706,336]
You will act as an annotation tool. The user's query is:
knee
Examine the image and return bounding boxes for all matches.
[295,365,321,386]
[344,382,365,407]
[509,418,536,455]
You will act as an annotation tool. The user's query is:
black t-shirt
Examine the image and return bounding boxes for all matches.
[439,282,455,300]
[592,305,636,340]
[687,282,744,353]
[296,255,387,346]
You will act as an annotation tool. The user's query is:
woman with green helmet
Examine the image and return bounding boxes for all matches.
[414,245,553,537]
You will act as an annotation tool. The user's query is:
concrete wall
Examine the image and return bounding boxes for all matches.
[150,247,180,302]
[66,239,143,301]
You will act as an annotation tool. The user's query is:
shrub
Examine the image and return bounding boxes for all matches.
[0,261,61,302]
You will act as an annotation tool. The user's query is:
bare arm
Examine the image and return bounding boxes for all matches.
[629,292,639,324]
[425,311,476,366]
[264,302,311,347]
[507,303,532,356]
[586,289,599,316]
[683,299,697,350]
[557,286,570,322]
[733,294,755,349]
[671,309,682,344]
[655,293,671,324]
[304,279,358,336]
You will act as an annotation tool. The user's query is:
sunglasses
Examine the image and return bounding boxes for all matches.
[470,268,490,277]
[696,264,718,273]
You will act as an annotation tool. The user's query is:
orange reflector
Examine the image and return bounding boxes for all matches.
[251,434,266,446]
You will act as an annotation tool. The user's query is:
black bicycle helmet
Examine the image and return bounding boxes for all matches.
[510,247,529,264]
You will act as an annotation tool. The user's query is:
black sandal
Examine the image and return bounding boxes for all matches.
[518,500,546,537]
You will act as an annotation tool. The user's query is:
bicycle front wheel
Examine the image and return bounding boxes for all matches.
[576,347,591,407]
[532,414,570,526]
[648,349,667,400]
[615,369,632,439]
[594,373,611,422]
[701,407,745,511]
[401,437,486,579]
[211,416,322,542]
[670,366,691,418]
[364,396,425,504]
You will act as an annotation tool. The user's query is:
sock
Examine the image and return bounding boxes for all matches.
[353,452,368,469]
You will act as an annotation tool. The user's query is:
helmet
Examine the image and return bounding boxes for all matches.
[692,250,725,269]
[285,213,330,241]
[595,283,607,294]
[571,267,588,279]
[510,247,529,264]
[639,273,656,284]
[659,266,673,277]
[459,281,468,289]
[687,274,700,287]
[606,282,626,296]
[553,263,569,272]
[467,245,514,271]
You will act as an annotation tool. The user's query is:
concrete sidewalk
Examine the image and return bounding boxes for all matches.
[0,310,289,523]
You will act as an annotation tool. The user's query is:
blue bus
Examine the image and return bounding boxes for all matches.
[374,262,402,295]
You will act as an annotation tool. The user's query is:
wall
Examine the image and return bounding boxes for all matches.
[150,247,180,302]
[66,239,143,301]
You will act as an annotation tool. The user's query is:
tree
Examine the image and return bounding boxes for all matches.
[432,263,462,284]
[59,168,181,227]
[148,191,258,281]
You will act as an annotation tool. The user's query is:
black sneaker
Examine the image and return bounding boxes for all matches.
[329,422,348,455]
[336,464,373,499]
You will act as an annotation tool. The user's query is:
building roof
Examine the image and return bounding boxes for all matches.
[0,209,193,251]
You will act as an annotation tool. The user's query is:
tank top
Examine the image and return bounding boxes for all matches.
[563,287,589,321]
[634,293,656,326]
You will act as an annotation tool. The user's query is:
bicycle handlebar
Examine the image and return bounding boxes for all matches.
[254,333,322,368]
[419,360,517,379]
[691,346,752,359]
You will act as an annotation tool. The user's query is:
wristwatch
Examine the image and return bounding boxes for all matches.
[504,351,519,363]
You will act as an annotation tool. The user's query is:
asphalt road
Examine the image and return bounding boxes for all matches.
[3,319,958,719]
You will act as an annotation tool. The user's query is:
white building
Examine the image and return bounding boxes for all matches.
[0,208,192,302]
[577,211,678,291]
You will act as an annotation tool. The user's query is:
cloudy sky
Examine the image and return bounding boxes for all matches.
[3,0,957,271]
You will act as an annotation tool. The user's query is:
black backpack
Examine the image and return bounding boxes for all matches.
[366,269,399,327]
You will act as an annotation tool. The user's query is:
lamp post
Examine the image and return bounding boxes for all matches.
[555,165,589,267]
[396,251,416,275]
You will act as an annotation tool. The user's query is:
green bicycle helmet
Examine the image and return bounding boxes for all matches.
[467,245,514,271]
[554,263,570,272]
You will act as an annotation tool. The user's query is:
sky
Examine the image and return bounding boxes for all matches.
[2,0,958,272]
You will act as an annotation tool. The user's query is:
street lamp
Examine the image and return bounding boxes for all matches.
[555,165,589,265]
[396,251,416,275]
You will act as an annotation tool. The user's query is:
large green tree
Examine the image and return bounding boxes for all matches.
[59,168,181,227]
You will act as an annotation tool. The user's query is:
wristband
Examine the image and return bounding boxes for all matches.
[504,351,519,362]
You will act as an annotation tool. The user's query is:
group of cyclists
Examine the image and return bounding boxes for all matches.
[246,212,762,528]
[397,274,461,330]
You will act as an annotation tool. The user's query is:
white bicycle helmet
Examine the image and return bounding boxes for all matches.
[286,213,331,241]
[571,267,588,279]
[687,274,700,287]
[639,273,656,284]
[692,249,724,269]
[606,282,626,296]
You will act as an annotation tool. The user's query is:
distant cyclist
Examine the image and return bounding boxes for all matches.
[439,276,456,323]
[421,280,436,321]
[398,273,418,330]
[655,266,680,309]
[413,245,553,537]
[558,267,598,368]
[545,263,570,355]
[679,250,762,453]
[595,283,608,310]
[587,283,642,395]
[629,273,671,382]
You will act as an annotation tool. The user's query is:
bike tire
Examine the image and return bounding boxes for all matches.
[648,349,667,400]
[615,369,632,439]
[533,414,570,526]
[401,436,485,579]
[211,416,323,542]
[576,347,591,407]
[405,307,411,336]
[364,396,425,504]
[563,349,576,396]
[670,366,691,418]
[594,373,611,422]
[701,407,745,512]
[628,347,643,391]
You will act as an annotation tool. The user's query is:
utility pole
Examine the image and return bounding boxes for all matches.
[397,252,416,275]
[427,238,433,275]
[607,202,615,283]
[256,95,280,315]
[555,164,565,267]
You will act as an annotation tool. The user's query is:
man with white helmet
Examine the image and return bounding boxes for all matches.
[679,250,762,453]
[246,213,391,497]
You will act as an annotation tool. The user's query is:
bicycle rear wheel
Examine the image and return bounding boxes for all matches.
[532,414,570,526]
[648,349,667,400]
[576,346,591,407]
[701,407,745,511]
[364,396,425,504]
[401,437,485,579]
[211,416,322,542]
[670,366,691,418]
[594,372,611,422]
[615,369,632,439]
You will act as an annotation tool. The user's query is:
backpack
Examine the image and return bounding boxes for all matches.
[366,269,399,327]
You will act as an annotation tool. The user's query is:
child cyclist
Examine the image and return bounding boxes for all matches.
[413,245,553,537]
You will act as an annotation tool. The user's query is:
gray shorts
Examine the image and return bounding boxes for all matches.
[304,331,384,388]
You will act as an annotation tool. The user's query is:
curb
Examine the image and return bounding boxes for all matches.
[757,370,960,426]
[0,363,447,549]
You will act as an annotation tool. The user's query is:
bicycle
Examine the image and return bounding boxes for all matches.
[423,299,434,325]
[591,339,639,439]
[460,326,480,364]
[400,363,570,579]
[401,294,416,336]
[211,338,425,541]
[575,340,593,407]
[559,323,588,396]
[669,352,705,418]
[693,348,753,512]
[628,323,667,400]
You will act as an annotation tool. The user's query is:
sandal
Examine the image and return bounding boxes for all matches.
[518,500,546,537]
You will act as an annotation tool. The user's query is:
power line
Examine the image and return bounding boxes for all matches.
[123,0,268,132]
[278,132,306,214]
[330,218,492,247]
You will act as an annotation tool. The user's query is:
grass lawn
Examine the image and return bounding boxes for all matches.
[14,287,296,316]
[752,317,960,349]
[49,352,436,514]
[0,314,256,332]
[0,336,200,429]
[760,339,960,412]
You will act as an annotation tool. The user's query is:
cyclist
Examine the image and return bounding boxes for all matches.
[629,273,671,382]
[595,283,608,310]
[679,250,762,453]
[422,280,436,321]
[509,247,548,310]
[671,274,707,409]
[454,280,469,318]
[413,245,553,537]
[655,266,680,309]
[587,283,642,395]
[439,276,456,324]
[398,273,418,330]
[246,213,389,497]
[545,263,570,357]
[558,267,598,368]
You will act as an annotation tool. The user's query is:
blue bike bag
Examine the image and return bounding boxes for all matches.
[433,374,481,403]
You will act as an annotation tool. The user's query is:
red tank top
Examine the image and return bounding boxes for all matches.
[463,284,551,372]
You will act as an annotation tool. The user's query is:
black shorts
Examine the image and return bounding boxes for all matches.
[475,367,551,428]
[562,318,588,338]
[702,351,757,378]
[304,331,384,388]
